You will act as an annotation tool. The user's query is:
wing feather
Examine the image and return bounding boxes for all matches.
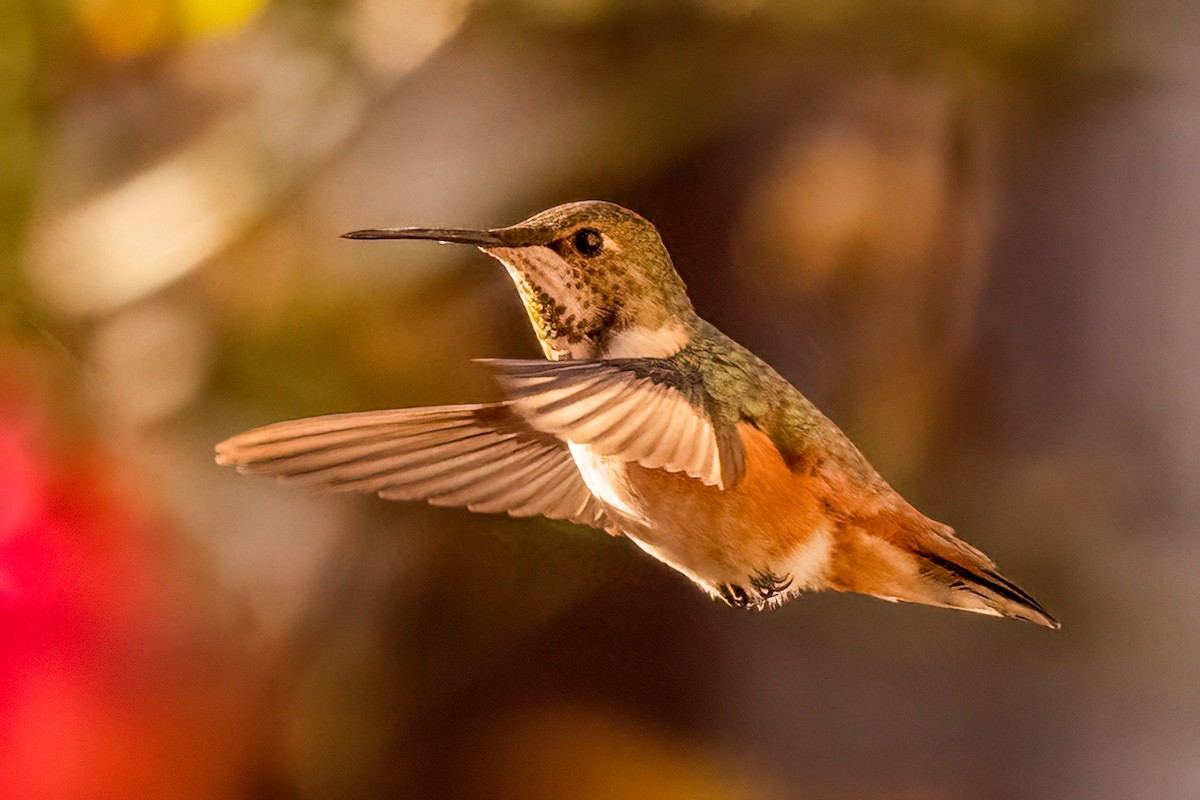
[483,358,745,490]
[216,403,609,528]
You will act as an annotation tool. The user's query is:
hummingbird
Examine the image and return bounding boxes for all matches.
[215,200,1058,628]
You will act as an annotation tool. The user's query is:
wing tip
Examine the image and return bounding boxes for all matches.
[214,439,241,468]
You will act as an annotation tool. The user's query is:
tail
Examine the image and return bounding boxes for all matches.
[847,513,1060,629]
[914,543,1060,629]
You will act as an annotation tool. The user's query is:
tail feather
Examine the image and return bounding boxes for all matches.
[918,549,1060,629]
[854,509,1060,629]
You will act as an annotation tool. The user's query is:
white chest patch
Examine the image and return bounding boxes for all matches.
[567,441,649,524]
[777,523,835,591]
[603,322,690,358]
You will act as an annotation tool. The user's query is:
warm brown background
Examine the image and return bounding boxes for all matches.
[2,1,1196,798]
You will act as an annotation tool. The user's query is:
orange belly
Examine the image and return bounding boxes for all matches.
[586,422,1051,624]
[617,421,931,604]
[618,423,835,588]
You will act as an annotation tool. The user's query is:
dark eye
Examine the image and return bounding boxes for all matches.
[572,227,604,257]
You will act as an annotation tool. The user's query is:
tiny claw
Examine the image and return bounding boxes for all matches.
[717,582,753,609]
[750,569,793,602]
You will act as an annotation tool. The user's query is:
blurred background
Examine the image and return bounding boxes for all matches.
[2,1,1197,798]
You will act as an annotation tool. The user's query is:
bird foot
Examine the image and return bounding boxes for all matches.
[716,569,794,610]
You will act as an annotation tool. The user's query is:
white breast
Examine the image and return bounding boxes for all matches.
[777,523,835,591]
[567,441,649,525]
[603,322,690,358]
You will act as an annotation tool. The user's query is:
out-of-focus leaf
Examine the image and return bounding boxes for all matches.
[179,0,269,37]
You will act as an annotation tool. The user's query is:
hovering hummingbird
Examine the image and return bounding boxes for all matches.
[216,201,1058,628]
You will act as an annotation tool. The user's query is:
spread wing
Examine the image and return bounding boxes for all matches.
[482,357,745,490]
[215,403,610,528]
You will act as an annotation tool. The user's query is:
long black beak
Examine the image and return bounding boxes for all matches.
[341,227,507,247]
